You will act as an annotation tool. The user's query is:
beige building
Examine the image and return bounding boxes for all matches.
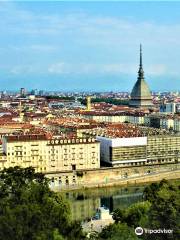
[82,113,145,125]
[1,134,100,172]
[82,111,180,133]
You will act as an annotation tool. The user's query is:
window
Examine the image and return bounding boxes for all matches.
[72,165,76,170]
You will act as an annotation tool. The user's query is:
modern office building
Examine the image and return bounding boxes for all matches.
[97,134,180,167]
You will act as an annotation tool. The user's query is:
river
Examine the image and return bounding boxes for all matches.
[62,185,146,221]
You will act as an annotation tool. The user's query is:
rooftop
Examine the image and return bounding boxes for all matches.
[4,134,49,142]
[82,123,169,138]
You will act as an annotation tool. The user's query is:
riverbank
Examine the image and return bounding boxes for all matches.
[62,174,179,222]
[88,169,180,189]
[51,168,180,192]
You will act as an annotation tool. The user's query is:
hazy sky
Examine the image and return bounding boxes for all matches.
[0,1,180,91]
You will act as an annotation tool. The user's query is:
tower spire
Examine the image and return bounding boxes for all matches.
[138,44,144,80]
[140,44,142,67]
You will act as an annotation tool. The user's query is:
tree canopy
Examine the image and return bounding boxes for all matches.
[113,201,151,228]
[98,223,138,240]
[0,168,179,240]
[143,179,180,239]
[0,166,85,240]
[79,97,129,106]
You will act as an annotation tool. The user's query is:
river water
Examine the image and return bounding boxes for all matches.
[62,185,146,221]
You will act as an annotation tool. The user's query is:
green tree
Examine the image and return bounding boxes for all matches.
[113,201,151,228]
[0,167,85,240]
[143,182,160,202]
[99,223,138,240]
[113,208,125,223]
[79,97,129,106]
[143,179,170,202]
[145,180,180,240]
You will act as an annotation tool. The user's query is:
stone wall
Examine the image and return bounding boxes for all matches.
[46,163,180,190]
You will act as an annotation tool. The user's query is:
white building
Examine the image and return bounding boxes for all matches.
[96,136,147,167]
[96,134,180,167]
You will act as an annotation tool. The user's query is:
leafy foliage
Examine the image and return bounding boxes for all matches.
[79,97,129,106]
[0,167,85,240]
[0,168,179,240]
[144,179,180,239]
[99,223,138,240]
[113,201,151,228]
[46,96,75,101]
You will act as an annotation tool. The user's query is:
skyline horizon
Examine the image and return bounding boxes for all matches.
[1,87,180,93]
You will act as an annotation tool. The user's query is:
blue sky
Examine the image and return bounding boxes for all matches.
[0,1,180,92]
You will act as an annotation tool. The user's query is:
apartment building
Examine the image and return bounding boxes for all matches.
[1,134,100,172]
[82,112,145,125]
[82,111,180,133]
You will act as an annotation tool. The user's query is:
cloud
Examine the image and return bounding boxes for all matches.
[1,2,180,52]
[48,62,66,74]
[146,64,167,76]
[1,2,180,47]
[47,62,168,76]
[1,1,180,91]
[10,65,35,75]
[10,64,45,75]
[47,62,131,75]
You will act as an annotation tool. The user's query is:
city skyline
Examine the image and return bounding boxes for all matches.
[1,1,180,91]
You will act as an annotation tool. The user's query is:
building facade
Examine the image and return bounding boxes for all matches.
[1,135,100,172]
[97,135,180,167]
[82,113,145,125]
[82,112,180,133]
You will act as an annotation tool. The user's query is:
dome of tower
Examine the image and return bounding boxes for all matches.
[130,78,152,100]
